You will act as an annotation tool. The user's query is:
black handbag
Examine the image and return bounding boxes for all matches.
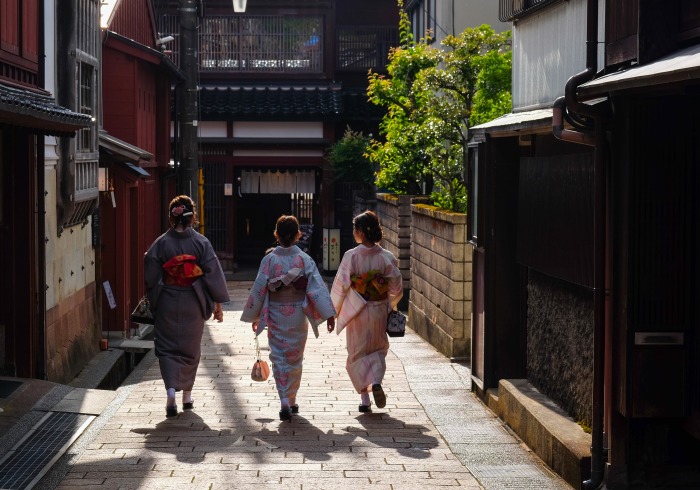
[131,296,155,325]
[386,310,406,337]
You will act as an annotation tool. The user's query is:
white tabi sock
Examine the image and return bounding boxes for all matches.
[361,392,371,406]
[166,388,176,407]
[183,391,193,404]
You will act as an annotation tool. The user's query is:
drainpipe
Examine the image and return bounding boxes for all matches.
[552,97,595,146]
[551,1,607,488]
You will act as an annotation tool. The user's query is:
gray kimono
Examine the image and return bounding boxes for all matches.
[144,227,230,391]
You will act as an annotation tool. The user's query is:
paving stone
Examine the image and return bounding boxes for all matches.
[42,281,572,490]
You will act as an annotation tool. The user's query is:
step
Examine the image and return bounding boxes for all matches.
[498,379,592,490]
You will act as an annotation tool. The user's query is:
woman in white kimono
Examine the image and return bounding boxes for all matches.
[144,195,230,418]
[241,215,336,421]
[330,210,403,412]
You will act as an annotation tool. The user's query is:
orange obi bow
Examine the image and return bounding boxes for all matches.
[162,254,203,286]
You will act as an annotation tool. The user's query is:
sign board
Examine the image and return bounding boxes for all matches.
[322,228,340,272]
[102,281,117,309]
[224,183,233,196]
[91,208,100,247]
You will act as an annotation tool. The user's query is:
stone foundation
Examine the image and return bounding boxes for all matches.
[46,282,101,383]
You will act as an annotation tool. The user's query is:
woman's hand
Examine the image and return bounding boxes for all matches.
[326,316,335,333]
[252,321,259,333]
[213,303,223,322]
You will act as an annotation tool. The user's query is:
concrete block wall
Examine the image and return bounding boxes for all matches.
[376,194,416,296]
[408,203,471,360]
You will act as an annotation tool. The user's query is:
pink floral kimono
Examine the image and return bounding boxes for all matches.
[241,245,335,405]
[330,244,403,393]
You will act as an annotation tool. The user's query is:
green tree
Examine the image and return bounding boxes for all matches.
[367,1,511,212]
[326,127,374,185]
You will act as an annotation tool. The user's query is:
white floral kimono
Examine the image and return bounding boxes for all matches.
[330,244,403,393]
[241,245,335,403]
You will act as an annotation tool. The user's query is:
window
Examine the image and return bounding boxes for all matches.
[405,0,436,42]
[57,0,100,229]
[78,63,94,152]
[467,143,484,247]
[336,26,399,72]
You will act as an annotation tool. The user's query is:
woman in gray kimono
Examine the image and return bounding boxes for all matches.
[144,195,230,418]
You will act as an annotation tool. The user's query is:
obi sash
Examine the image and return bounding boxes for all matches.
[162,254,203,286]
[268,267,307,303]
[350,269,389,301]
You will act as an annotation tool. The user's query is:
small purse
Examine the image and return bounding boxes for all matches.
[386,310,407,337]
[251,336,270,382]
[131,296,155,325]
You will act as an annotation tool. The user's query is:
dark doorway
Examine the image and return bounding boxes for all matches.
[235,193,292,266]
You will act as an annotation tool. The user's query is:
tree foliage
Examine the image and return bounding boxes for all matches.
[326,127,375,185]
[366,1,511,212]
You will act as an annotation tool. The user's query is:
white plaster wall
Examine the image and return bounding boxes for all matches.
[43,1,96,310]
[435,0,509,45]
[44,166,96,310]
[511,0,604,110]
[233,121,323,139]
[232,149,323,157]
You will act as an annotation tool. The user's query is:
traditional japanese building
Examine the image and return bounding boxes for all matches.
[470,0,700,487]
[1,0,94,382]
[154,0,398,271]
[99,0,182,339]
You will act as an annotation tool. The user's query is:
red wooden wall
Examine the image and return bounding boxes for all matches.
[0,0,39,85]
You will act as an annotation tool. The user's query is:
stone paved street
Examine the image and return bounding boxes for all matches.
[44,281,572,489]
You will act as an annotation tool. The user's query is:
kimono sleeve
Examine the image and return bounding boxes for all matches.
[302,255,336,337]
[330,250,359,334]
[330,250,353,313]
[200,239,230,303]
[144,237,165,308]
[240,256,270,325]
[383,252,404,311]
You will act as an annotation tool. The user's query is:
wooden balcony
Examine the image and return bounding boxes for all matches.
[157,14,397,75]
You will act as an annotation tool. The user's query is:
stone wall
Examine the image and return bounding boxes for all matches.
[409,204,471,360]
[46,281,100,384]
[527,269,593,425]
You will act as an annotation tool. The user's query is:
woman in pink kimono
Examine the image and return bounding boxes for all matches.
[144,195,230,418]
[241,215,336,421]
[330,210,403,412]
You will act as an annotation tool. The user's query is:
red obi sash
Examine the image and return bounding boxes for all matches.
[162,254,203,286]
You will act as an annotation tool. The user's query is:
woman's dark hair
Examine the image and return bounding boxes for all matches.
[168,195,198,228]
[275,215,300,247]
[353,210,383,244]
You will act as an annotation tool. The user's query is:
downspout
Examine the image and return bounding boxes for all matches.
[551,1,607,489]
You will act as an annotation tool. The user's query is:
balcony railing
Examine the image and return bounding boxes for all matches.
[159,14,323,73]
[336,26,398,72]
[157,15,398,74]
[499,0,560,22]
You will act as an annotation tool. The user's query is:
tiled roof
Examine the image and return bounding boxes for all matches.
[0,83,92,136]
[199,84,385,120]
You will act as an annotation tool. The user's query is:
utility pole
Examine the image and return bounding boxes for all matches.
[178,0,199,197]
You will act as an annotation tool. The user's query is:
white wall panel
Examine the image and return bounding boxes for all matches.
[233,121,323,138]
[512,0,590,110]
[197,121,227,138]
